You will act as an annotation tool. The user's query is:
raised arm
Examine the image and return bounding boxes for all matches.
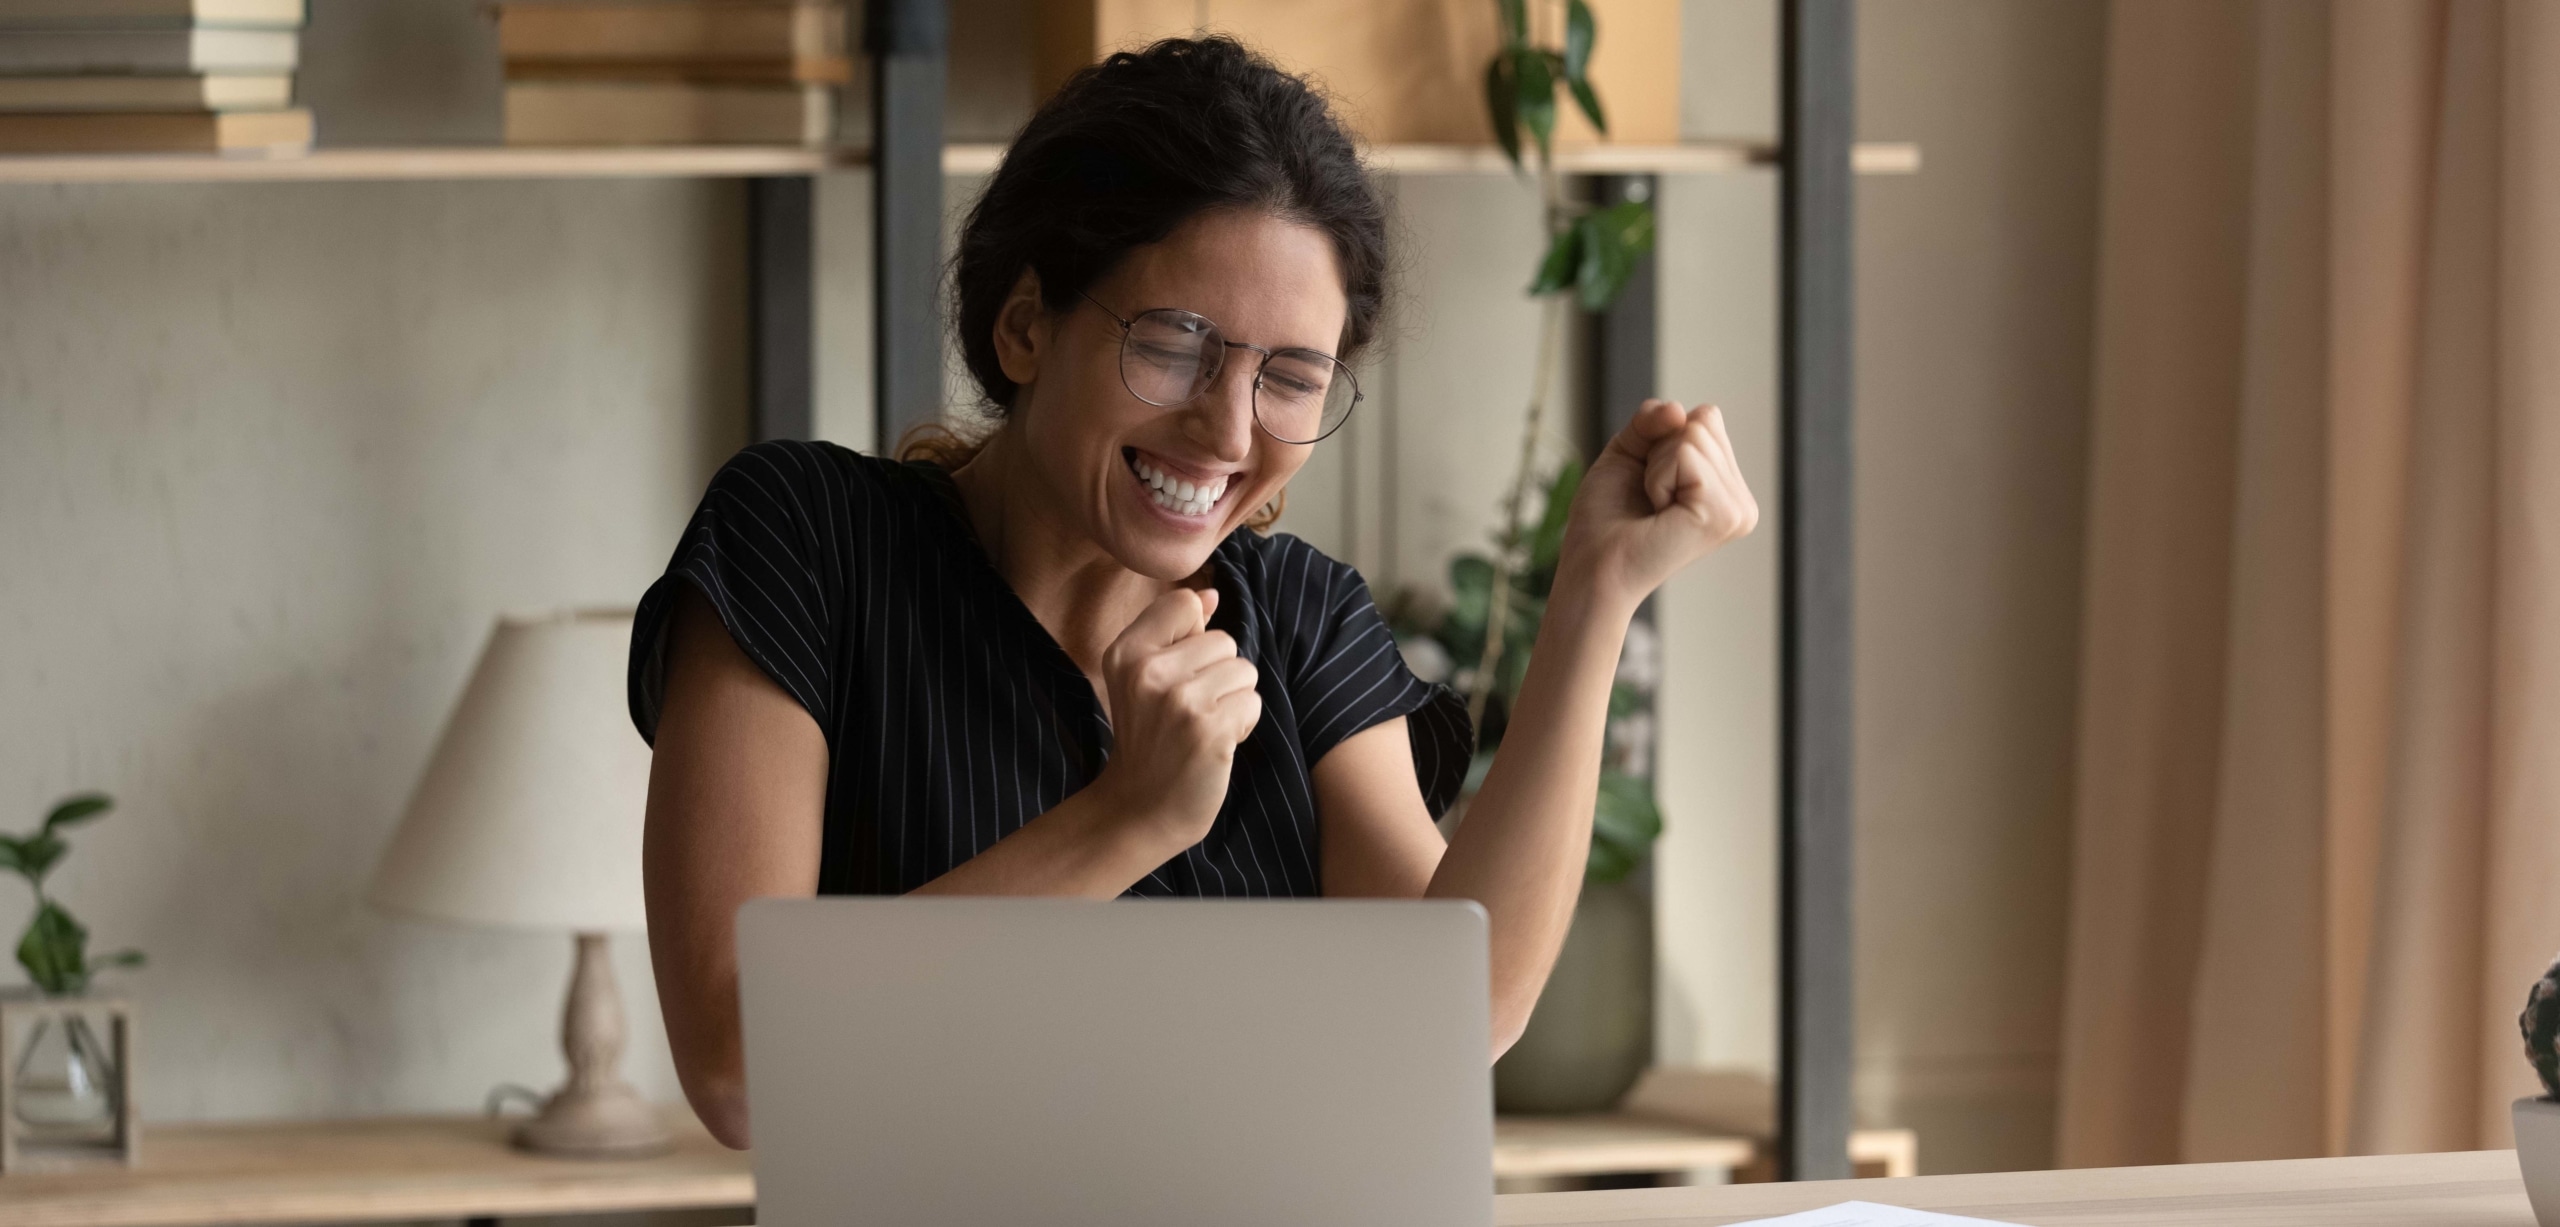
[1316,401,1757,1054]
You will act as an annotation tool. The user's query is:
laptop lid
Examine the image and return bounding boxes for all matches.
[737,896,1492,1227]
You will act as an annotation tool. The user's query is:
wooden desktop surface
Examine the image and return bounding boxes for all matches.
[1500,1148,2532,1226]
[0,1115,2528,1227]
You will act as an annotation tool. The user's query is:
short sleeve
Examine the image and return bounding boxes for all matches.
[628,440,850,745]
[1284,545,1474,818]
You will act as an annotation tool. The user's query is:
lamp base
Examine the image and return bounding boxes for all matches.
[512,1080,673,1159]
[510,931,674,1160]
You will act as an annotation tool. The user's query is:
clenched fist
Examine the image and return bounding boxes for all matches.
[1561,400,1760,607]
[1090,586,1263,849]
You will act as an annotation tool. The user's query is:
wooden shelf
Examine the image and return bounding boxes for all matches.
[0,140,1919,186]
[0,145,833,184]
[0,1112,750,1227]
[1491,1113,1917,1182]
[1352,140,1921,177]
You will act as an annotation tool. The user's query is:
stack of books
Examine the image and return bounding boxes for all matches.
[0,0,308,155]
[500,0,846,147]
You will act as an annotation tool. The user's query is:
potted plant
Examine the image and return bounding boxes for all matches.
[1382,0,1662,1113]
[2518,957,2560,1224]
[0,793,143,1148]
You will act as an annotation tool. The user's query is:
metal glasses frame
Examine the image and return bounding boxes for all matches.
[1078,292,1362,444]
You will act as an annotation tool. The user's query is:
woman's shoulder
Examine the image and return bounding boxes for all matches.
[1217,529,1369,599]
[1213,529,1389,649]
[707,437,906,493]
[699,439,949,531]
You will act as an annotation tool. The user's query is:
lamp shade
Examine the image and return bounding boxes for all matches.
[369,609,652,933]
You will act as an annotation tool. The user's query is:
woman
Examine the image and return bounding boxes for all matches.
[632,36,1757,1150]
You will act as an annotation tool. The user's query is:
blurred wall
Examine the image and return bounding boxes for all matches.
[0,170,736,1117]
[1848,0,2102,1174]
[1650,0,2106,1175]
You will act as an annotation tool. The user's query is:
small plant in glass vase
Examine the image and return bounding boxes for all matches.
[0,794,142,1147]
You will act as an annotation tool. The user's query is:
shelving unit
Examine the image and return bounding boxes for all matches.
[0,138,1918,185]
[0,0,1873,1185]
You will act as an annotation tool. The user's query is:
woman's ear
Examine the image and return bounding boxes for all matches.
[991,268,1049,386]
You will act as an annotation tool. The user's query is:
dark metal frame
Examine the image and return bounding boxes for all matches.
[868,0,948,448]
[747,176,815,444]
[1776,0,1856,1182]
[754,0,1858,1182]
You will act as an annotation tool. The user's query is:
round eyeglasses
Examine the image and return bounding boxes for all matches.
[1080,292,1362,445]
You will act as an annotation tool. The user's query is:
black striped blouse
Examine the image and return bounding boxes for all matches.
[627,440,1472,897]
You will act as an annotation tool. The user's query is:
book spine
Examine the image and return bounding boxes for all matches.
[496,2,842,62]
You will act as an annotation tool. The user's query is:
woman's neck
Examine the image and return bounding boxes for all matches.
[950,426,1170,677]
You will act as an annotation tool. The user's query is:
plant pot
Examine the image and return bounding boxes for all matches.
[0,994,135,1170]
[2519,1098,2560,1226]
[12,1008,118,1144]
[1494,877,1653,1113]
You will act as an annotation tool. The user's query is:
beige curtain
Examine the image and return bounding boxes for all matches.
[2057,0,2560,1165]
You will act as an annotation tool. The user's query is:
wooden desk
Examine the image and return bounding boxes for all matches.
[1497,1148,2532,1225]
[0,1118,2523,1227]
[0,1115,750,1227]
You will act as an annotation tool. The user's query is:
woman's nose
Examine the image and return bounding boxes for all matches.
[1189,356,1258,462]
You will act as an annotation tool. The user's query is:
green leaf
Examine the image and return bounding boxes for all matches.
[0,838,23,877]
[42,793,111,834]
[1516,49,1558,159]
[1563,0,1595,83]
[1442,554,1495,668]
[1607,681,1648,722]
[1607,681,1646,720]
[18,901,89,996]
[1449,554,1495,617]
[1588,771,1663,884]
[1495,0,1528,44]
[1575,199,1657,311]
[1586,839,1636,884]
[1529,224,1583,296]
[95,950,144,971]
[1484,56,1522,170]
[17,834,65,884]
[1569,74,1608,136]
[1529,459,1584,575]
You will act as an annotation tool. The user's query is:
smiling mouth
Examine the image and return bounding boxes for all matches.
[1124,448,1231,518]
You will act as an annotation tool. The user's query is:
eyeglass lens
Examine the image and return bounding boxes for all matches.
[1121,308,1359,444]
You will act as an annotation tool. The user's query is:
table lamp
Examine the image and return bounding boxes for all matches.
[368,609,671,1158]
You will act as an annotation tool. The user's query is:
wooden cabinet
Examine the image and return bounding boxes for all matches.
[1033,0,1680,147]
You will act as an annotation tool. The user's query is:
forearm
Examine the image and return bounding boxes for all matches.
[1428,566,1636,1050]
[911,786,1190,898]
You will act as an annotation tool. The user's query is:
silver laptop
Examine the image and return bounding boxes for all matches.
[736,897,1493,1227]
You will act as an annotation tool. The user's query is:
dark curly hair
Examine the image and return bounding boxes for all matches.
[948,36,1390,415]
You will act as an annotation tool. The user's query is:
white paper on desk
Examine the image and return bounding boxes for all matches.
[1725,1201,2026,1227]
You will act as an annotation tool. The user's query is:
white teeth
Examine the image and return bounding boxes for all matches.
[1129,455,1228,517]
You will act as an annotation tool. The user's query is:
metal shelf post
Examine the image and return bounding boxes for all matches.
[1776,0,1857,1183]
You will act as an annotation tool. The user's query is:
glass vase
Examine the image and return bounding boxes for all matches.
[12,1009,119,1144]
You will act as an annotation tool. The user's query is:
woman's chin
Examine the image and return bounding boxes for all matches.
[1103,508,1229,580]
[1107,532,1222,583]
